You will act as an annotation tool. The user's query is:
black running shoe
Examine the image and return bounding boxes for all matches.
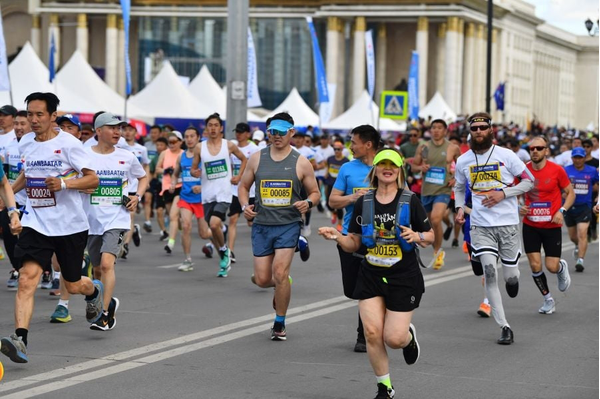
[354,339,367,353]
[132,224,141,247]
[298,236,310,262]
[443,224,453,241]
[451,238,459,248]
[90,312,110,331]
[402,323,420,365]
[497,326,514,345]
[120,243,129,259]
[230,251,236,263]
[164,244,172,254]
[374,383,395,399]
[270,322,287,341]
[107,297,120,330]
[159,230,169,241]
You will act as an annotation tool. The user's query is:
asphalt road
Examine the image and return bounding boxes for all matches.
[0,210,597,399]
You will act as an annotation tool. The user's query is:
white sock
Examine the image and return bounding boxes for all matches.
[577,257,584,265]
[483,297,489,305]
[54,271,61,280]
[219,245,228,252]
[58,299,69,309]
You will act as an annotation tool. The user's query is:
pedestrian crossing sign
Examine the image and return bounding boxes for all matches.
[380,91,408,120]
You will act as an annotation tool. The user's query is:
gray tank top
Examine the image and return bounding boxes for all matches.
[254,147,303,225]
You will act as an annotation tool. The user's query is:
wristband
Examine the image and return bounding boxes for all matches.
[559,207,567,214]
[418,232,425,242]
[7,207,19,217]
[241,204,249,212]
[60,179,67,190]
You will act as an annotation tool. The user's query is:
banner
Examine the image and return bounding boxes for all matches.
[247,27,262,108]
[0,6,10,92]
[319,83,336,124]
[120,0,132,96]
[494,82,505,111]
[365,30,375,100]
[408,51,419,121]
[49,32,56,83]
[306,17,329,105]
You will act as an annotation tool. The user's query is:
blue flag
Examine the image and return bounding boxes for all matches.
[306,17,329,104]
[494,82,505,111]
[408,51,419,121]
[120,0,132,96]
[49,32,56,83]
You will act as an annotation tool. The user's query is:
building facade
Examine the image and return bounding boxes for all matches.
[2,0,598,129]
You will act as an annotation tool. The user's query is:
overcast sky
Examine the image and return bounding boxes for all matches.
[524,0,599,35]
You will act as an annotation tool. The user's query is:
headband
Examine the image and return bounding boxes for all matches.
[469,117,491,125]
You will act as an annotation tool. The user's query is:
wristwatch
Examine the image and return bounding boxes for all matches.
[135,193,142,201]
[241,204,249,212]
[306,199,313,209]
[418,232,425,242]
[559,207,567,214]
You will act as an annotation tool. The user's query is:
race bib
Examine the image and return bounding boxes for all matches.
[366,242,403,267]
[572,178,589,195]
[328,164,341,178]
[352,187,373,194]
[527,201,552,222]
[204,159,228,180]
[182,169,200,183]
[232,162,241,177]
[8,164,21,183]
[26,177,56,208]
[470,163,503,192]
[425,166,446,185]
[261,180,292,206]
[90,178,123,206]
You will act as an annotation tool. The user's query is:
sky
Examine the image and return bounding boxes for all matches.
[524,0,599,35]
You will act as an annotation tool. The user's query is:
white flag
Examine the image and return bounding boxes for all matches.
[0,6,11,92]
[247,27,262,108]
[319,83,336,124]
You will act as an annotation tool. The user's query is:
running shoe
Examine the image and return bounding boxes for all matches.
[477,302,491,318]
[0,333,28,363]
[178,259,194,272]
[331,215,337,225]
[202,243,214,258]
[223,224,229,244]
[270,322,287,341]
[217,265,231,278]
[143,221,152,233]
[164,243,173,254]
[107,297,119,330]
[219,248,231,270]
[462,241,469,254]
[50,277,60,290]
[336,224,343,232]
[159,230,169,241]
[230,251,236,264]
[497,326,514,345]
[90,312,110,331]
[452,238,459,248]
[50,304,72,323]
[298,235,310,262]
[132,224,141,247]
[374,383,395,399]
[557,259,571,292]
[575,259,584,272]
[7,269,18,290]
[120,243,129,259]
[40,271,53,289]
[443,223,453,241]
[81,251,92,278]
[85,279,104,323]
[432,249,445,270]
[354,336,367,353]
[538,298,555,315]
[402,323,420,365]
[505,280,519,298]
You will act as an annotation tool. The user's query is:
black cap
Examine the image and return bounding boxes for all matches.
[233,122,250,133]
[0,105,17,117]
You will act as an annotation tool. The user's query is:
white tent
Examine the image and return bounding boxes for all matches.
[189,66,262,122]
[0,42,98,114]
[128,61,212,119]
[263,87,319,127]
[323,90,404,132]
[418,91,457,122]
[57,50,150,120]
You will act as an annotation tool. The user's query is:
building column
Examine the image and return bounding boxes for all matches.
[436,23,446,98]
[491,29,500,121]
[351,16,366,103]
[472,24,485,111]
[326,16,343,117]
[31,14,41,55]
[455,19,465,114]
[105,14,118,90]
[273,18,284,93]
[462,23,475,115]
[169,16,179,45]
[49,14,60,67]
[204,19,215,59]
[117,18,126,96]
[444,17,459,112]
[76,14,89,61]
[375,23,387,103]
[416,17,429,108]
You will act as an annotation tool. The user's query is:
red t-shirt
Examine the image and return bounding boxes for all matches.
[523,161,571,229]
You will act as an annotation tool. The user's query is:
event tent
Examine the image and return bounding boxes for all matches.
[262,87,319,127]
[323,90,404,132]
[418,91,457,121]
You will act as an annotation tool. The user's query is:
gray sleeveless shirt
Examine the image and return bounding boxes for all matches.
[254,147,303,225]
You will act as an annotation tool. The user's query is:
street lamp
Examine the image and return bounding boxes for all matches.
[584,18,599,36]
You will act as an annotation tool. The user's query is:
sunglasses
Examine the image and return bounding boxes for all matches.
[267,129,288,137]
[470,125,490,132]
[334,148,343,151]
[168,140,179,144]
[529,146,546,152]
[410,134,418,137]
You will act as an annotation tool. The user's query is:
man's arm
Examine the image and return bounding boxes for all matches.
[45,168,99,192]
[295,156,320,215]
[239,151,259,220]
[229,141,247,185]
[410,144,427,172]
[190,144,202,177]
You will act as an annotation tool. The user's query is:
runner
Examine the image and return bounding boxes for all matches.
[238,112,319,340]
[520,136,575,314]
[293,130,320,237]
[324,139,349,232]
[149,137,169,240]
[1,92,102,364]
[84,112,148,330]
[143,124,162,233]
[319,148,433,399]
[563,147,599,272]
[454,112,534,345]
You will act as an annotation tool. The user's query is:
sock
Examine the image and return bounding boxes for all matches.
[222,224,227,233]
[543,293,552,300]
[184,253,191,260]
[85,287,99,301]
[219,245,228,252]
[58,299,69,309]
[577,257,584,265]
[54,271,61,280]
[532,271,549,296]
[376,374,392,389]
[274,314,286,325]
[557,263,564,274]
[168,238,175,247]
[483,297,489,305]
[15,328,28,346]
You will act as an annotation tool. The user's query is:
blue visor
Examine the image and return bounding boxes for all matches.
[267,119,293,133]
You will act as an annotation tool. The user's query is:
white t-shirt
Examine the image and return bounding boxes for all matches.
[553,150,573,167]
[0,130,17,163]
[231,141,259,197]
[455,145,529,227]
[83,147,146,235]
[83,135,128,149]
[5,139,27,205]
[315,145,335,177]
[591,148,599,159]
[19,131,92,236]
[515,148,530,163]
[121,141,150,193]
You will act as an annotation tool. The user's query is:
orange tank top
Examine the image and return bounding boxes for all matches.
[161,149,184,195]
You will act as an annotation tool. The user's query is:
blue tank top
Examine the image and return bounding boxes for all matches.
[180,151,202,204]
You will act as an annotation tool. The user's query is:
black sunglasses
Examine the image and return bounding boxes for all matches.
[529,146,546,152]
[334,148,343,151]
[470,125,490,132]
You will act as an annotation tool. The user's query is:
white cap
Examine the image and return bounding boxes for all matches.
[253,130,265,141]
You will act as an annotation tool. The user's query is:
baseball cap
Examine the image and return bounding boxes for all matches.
[168,131,183,141]
[373,148,404,168]
[233,122,250,133]
[94,112,126,130]
[56,114,81,130]
[571,147,586,158]
[0,105,17,117]
[252,130,265,141]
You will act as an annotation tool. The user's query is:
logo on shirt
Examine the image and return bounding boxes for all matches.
[54,149,61,154]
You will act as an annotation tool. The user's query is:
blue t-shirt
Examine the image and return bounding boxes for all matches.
[564,164,599,208]
[332,159,372,234]
[180,151,202,204]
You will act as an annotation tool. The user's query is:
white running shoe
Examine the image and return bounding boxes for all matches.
[538,298,555,314]
[557,259,571,292]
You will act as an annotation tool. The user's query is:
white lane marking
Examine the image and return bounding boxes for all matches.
[156,263,183,269]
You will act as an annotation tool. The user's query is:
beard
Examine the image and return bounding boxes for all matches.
[470,133,493,152]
